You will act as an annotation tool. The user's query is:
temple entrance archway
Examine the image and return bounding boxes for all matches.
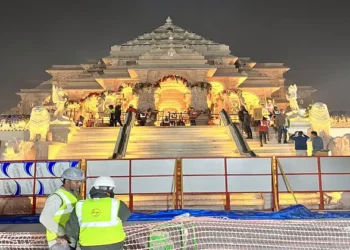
[240,91,260,113]
[208,81,241,114]
[117,84,138,111]
[154,76,191,113]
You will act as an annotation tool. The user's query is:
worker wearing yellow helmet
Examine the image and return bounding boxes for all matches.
[39,167,85,249]
[65,176,130,250]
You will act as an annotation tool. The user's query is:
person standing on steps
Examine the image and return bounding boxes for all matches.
[275,109,290,144]
[238,106,246,134]
[238,106,252,138]
[114,105,123,127]
[271,106,280,132]
[290,131,309,156]
[65,176,130,250]
[188,106,198,126]
[243,109,253,139]
[108,105,116,127]
[40,168,85,250]
[258,117,269,147]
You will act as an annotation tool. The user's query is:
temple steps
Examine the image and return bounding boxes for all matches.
[56,127,120,160]
[126,152,237,158]
[125,126,240,158]
[126,143,235,149]
[246,128,296,156]
[128,139,232,143]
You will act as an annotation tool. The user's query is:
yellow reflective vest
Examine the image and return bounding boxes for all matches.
[75,197,126,246]
[46,188,81,242]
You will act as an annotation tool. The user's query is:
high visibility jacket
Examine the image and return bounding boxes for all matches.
[75,198,126,246]
[46,188,81,242]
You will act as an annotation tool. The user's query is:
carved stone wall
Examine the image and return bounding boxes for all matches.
[191,87,208,111]
[145,70,200,83]
[137,89,156,111]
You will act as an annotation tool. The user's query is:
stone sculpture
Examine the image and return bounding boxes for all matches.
[308,102,331,137]
[286,84,299,112]
[52,85,68,120]
[28,106,51,141]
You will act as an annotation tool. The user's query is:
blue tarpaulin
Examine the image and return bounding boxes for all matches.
[1,205,350,224]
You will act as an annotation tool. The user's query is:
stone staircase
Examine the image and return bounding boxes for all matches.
[124,126,240,158]
[246,127,296,156]
[56,127,120,160]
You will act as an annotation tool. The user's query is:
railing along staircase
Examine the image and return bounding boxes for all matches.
[112,112,136,159]
[219,109,256,157]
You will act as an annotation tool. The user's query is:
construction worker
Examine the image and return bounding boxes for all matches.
[65,176,131,250]
[39,167,85,249]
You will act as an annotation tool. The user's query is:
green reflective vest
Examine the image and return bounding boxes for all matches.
[46,188,81,242]
[75,197,126,246]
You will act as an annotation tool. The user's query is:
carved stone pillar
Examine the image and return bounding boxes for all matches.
[137,88,156,111]
[190,87,208,111]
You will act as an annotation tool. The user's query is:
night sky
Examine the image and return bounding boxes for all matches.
[1,1,349,113]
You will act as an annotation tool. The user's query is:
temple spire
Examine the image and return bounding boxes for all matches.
[166,16,172,24]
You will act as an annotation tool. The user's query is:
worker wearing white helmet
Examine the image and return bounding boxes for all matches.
[39,167,85,249]
[66,176,130,250]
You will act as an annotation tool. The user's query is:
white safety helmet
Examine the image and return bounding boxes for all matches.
[92,176,116,189]
[61,168,85,181]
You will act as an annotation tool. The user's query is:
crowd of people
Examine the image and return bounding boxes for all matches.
[237,104,325,155]
[238,105,291,147]
[104,104,200,127]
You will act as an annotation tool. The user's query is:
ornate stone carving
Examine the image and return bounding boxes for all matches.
[191,87,208,111]
[286,84,299,111]
[241,91,260,113]
[52,84,68,120]
[29,106,51,141]
[309,102,331,137]
[137,88,155,111]
[222,92,240,113]
[81,95,99,120]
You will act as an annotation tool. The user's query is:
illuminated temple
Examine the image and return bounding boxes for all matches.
[0,17,349,215]
[15,17,314,117]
